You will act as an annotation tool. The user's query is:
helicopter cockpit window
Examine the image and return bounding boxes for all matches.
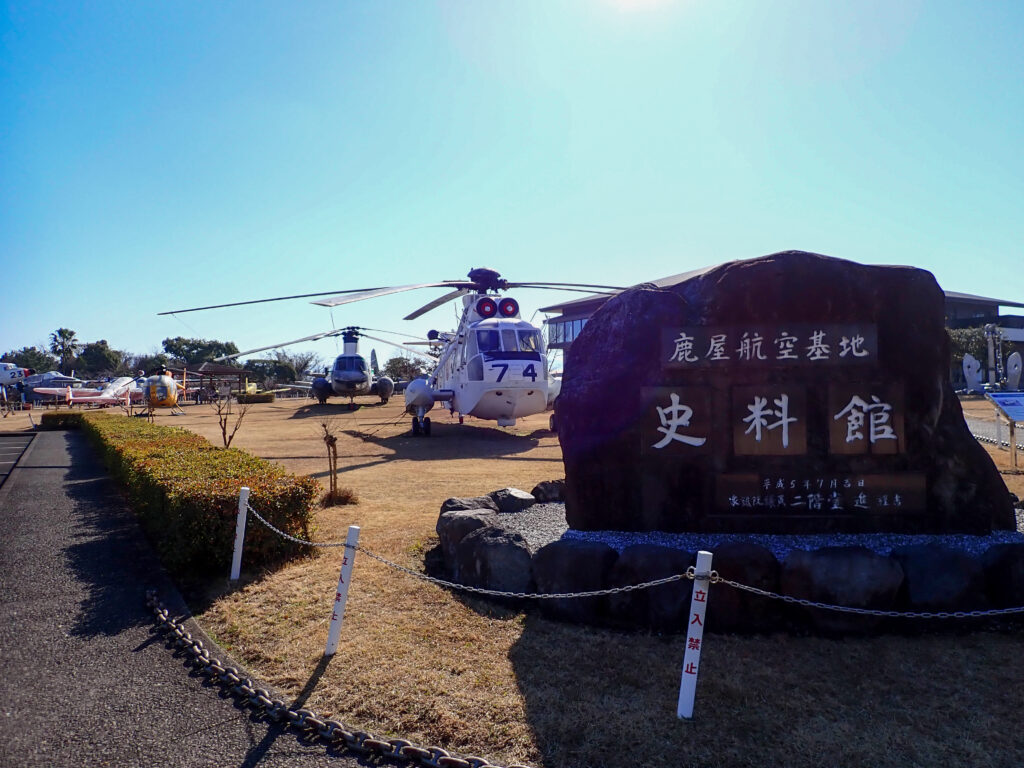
[501,329,518,352]
[517,330,542,352]
[477,330,500,352]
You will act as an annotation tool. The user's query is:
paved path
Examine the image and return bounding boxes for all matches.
[0,432,33,490]
[0,430,362,768]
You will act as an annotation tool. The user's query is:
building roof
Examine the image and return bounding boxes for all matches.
[541,265,1024,315]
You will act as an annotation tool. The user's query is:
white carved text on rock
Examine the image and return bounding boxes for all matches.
[743,393,796,448]
[834,395,898,444]
[653,392,708,449]
[670,332,699,363]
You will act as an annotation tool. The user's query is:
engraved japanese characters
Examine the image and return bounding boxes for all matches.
[557,251,1014,534]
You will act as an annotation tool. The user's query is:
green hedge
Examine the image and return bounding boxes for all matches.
[236,392,275,404]
[41,411,318,577]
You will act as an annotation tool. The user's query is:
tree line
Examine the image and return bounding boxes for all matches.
[2,328,430,385]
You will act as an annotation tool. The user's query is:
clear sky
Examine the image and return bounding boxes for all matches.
[2,0,1023,368]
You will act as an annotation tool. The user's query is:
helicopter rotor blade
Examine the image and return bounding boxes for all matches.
[355,332,437,361]
[506,282,625,293]
[213,329,346,361]
[311,282,469,308]
[403,288,473,321]
[158,288,391,316]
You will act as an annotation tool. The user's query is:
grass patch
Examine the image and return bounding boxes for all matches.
[160,399,1024,767]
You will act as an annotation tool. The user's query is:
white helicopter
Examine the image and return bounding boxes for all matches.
[161,267,621,436]
[210,326,404,408]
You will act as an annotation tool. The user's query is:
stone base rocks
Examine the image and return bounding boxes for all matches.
[434,487,1024,635]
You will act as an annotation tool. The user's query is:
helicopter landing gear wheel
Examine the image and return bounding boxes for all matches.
[549,413,557,432]
[412,417,421,436]
[380,397,389,405]
[317,397,328,405]
[423,417,431,436]
[458,415,464,425]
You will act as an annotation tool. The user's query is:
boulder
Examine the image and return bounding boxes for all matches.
[606,545,694,631]
[490,487,536,513]
[558,251,1015,534]
[890,544,986,612]
[436,509,498,565]
[780,546,904,634]
[982,543,1024,609]
[705,542,781,633]
[530,479,566,503]
[532,539,618,623]
[440,495,499,514]
[453,527,533,595]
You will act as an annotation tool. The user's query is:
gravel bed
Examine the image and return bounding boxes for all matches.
[493,502,1024,561]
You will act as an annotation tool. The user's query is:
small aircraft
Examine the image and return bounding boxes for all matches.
[0,362,31,386]
[161,268,621,435]
[212,327,416,408]
[33,376,142,407]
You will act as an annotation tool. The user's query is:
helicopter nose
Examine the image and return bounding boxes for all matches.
[334,372,368,386]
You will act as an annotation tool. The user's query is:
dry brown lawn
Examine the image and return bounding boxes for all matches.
[4,395,1023,767]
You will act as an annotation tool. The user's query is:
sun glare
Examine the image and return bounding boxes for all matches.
[603,0,676,11]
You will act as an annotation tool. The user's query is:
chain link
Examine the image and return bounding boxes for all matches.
[145,590,532,768]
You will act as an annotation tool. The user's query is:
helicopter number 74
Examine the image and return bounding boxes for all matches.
[161,267,621,436]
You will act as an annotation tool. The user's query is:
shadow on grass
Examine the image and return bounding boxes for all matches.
[343,422,542,460]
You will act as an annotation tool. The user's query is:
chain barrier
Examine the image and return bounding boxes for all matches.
[247,501,1024,616]
[145,590,532,768]
[714,575,1024,619]
[972,431,1024,452]
[246,502,703,598]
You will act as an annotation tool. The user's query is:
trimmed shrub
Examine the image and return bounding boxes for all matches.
[39,411,88,430]
[236,392,275,404]
[49,412,317,577]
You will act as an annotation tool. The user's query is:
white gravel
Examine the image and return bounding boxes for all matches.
[495,503,1024,560]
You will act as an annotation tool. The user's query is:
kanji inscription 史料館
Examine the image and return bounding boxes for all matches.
[557,251,1015,534]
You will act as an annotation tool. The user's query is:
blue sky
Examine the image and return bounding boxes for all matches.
[2,0,1023,368]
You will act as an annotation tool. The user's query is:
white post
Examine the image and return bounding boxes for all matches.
[677,550,713,720]
[996,411,1004,451]
[229,487,250,581]
[324,525,361,656]
[1011,420,1018,470]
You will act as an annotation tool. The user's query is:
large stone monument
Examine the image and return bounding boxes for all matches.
[558,251,1015,535]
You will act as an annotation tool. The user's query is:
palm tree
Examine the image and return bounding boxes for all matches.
[49,328,81,374]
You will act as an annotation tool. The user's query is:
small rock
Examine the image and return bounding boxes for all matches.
[706,542,780,633]
[531,479,566,503]
[440,495,499,514]
[489,487,536,513]
[890,544,986,612]
[607,544,694,631]
[780,546,904,634]
[532,539,618,623]
[436,509,497,565]
[454,527,533,594]
[982,543,1024,608]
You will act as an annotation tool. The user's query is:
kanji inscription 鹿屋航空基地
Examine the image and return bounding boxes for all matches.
[662,324,877,368]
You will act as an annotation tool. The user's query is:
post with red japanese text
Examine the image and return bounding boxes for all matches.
[324,525,361,656]
[229,486,250,581]
[677,549,713,719]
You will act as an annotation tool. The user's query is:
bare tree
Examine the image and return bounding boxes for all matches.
[319,418,356,506]
[213,396,249,448]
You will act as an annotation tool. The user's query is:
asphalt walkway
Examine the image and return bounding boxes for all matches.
[0,429,362,768]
